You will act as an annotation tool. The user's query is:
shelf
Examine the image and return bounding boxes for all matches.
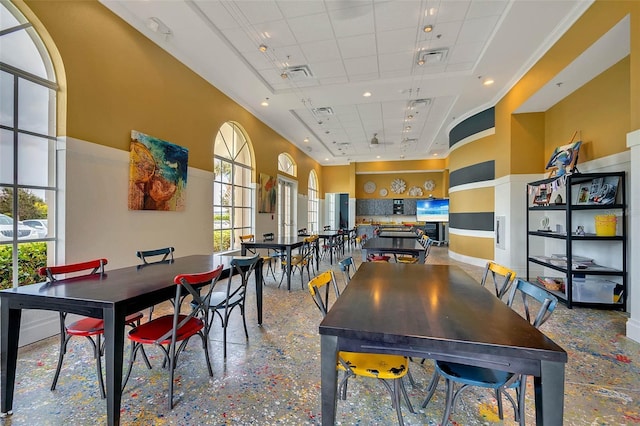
[526,171,627,310]
[528,231,624,241]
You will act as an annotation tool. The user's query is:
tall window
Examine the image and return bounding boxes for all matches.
[0,1,58,289]
[308,170,318,232]
[213,122,253,252]
[277,152,296,177]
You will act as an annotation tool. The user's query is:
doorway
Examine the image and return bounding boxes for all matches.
[277,177,297,238]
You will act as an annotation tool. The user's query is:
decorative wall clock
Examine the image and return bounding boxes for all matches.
[390,178,406,194]
[424,180,436,191]
[363,181,376,194]
[408,186,423,197]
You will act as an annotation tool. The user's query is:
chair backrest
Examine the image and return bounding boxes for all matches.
[297,228,308,236]
[323,225,331,231]
[226,254,260,297]
[423,237,433,259]
[136,247,175,265]
[239,234,255,243]
[163,264,225,344]
[506,278,558,328]
[38,258,108,281]
[263,233,275,241]
[338,256,355,284]
[308,270,341,317]
[481,261,516,299]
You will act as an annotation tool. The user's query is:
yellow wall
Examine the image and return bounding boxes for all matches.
[496,0,640,177]
[510,113,546,174]
[355,173,445,199]
[25,0,321,192]
[322,165,354,196]
[448,234,494,260]
[448,133,496,173]
[544,56,630,163]
[449,188,494,213]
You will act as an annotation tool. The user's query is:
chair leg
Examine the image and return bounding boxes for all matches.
[199,331,214,377]
[122,340,141,392]
[93,334,106,399]
[421,369,440,408]
[50,333,72,391]
[441,379,455,426]
[391,379,405,426]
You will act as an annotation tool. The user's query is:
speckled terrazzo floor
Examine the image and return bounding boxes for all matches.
[2,245,639,425]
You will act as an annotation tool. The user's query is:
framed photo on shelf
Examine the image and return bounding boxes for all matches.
[589,176,619,205]
[533,184,552,205]
[575,184,591,204]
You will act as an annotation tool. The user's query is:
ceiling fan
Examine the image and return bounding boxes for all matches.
[369,133,394,147]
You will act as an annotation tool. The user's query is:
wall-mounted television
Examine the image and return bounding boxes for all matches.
[416,198,449,222]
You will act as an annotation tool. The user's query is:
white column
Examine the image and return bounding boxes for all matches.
[626,129,640,343]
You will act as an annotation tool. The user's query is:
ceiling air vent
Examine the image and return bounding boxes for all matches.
[409,98,431,109]
[312,107,334,117]
[283,65,314,80]
[417,48,448,65]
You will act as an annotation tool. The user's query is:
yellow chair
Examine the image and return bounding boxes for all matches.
[308,271,414,425]
[481,261,517,299]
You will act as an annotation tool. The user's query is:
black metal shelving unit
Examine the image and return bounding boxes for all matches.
[526,172,627,309]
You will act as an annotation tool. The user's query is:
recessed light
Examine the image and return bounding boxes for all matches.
[324,158,329,161]
[483,78,494,86]
[405,126,412,131]
[376,156,381,159]
[423,25,433,33]
[303,137,309,143]
[261,98,269,107]
[258,44,268,52]
[433,153,438,156]
[363,92,372,97]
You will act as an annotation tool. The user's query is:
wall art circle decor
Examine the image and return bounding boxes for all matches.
[379,188,388,196]
[408,186,423,197]
[364,181,376,194]
[390,178,406,194]
[424,180,435,191]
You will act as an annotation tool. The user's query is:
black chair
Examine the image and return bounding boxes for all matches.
[207,255,260,359]
[279,236,314,288]
[421,278,558,425]
[136,247,175,319]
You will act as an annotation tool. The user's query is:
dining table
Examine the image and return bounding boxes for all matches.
[0,254,263,426]
[378,230,418,239]
[319,262,567,425]
[361,236,426,263]
[241,235,317,290]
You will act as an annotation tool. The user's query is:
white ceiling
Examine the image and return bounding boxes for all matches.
[100,0,596,165]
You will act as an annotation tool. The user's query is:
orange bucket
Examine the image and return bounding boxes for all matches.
[594,215,617,236]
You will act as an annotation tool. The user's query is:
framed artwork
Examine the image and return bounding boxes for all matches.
[545,132,581,177]
[128,130,188,211]
[588,176,619,205]
[258,173,276,213]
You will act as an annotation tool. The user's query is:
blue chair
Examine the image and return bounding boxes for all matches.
[338,256,355,286]
[421,278,558,425]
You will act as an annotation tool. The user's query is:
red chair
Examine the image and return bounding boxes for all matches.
[122,264,224,409]
[38,259,149,398]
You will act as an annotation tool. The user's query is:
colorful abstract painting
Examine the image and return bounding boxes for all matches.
[258,173,276,213]
[128,130,188,211]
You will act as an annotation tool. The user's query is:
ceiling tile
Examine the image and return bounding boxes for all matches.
[337,34,377,59]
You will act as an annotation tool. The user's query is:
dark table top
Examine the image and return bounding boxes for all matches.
[362,237,423,251]
[320,263,567,368]
[242,236,306,248]
[0,254,247,315]
[378,231,418,239]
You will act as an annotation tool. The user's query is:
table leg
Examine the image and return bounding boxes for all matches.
[1,305,21,417]
[419,251,426,263]
[321,335,338,426]
[361,247,368,262]
[314,239,320,270]
[103,306,126,426]
[286,246,292,291]
[241,245,247,256]
[255,258,263,325]
[534,360,565,424]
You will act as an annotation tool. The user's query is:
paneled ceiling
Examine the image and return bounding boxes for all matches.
[101,0,594,164]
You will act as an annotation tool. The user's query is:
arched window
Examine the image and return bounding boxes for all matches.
[0,1,58,289]
[308,170,319,232]
[213,122,253,252]
[277,152,297,177]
